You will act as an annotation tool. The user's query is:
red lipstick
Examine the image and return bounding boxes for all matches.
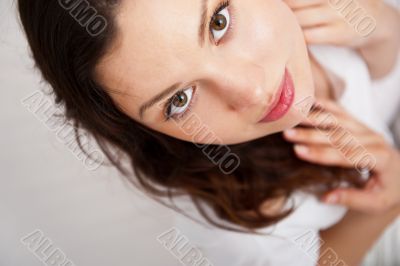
[258,69,295,123]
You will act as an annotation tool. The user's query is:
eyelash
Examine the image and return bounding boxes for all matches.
[164,0,234,122]
[209,0,234,46]
[164,86,198,121]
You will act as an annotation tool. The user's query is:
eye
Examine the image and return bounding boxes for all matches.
[165,87,195,120]
[210,1,231,44]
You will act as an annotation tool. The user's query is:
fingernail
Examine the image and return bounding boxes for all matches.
[294,145,308,154]
[284,129,297,137]
[325,194,339,204]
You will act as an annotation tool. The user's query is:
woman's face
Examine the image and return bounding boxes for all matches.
[96,0,315,145]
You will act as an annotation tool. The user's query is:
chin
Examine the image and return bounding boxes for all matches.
[263,103,314,137]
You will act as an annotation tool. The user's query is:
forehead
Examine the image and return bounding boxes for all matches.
[100,0,202,96]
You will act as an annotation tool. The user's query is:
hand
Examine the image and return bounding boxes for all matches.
[283,0,386,48]
[284,99,400,214]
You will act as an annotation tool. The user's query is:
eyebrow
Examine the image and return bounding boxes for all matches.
[198,0,209,47]
[138,0,209,120]
[138,82,182,120]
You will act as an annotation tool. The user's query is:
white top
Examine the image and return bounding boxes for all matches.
[371,53,400,126]
[172,46,400,266]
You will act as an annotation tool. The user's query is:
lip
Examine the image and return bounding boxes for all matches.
[258,68,295,123]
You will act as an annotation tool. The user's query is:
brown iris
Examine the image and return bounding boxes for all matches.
[172,92,188,107]
[211,14,227,31]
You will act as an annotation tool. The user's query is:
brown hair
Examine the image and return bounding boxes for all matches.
[18,0,364,234]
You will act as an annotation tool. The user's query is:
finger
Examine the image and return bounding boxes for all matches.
[305,22,357,46]
[309,101,344,124]
[301,107,340,129]
[293,6,337,28]
[313,98,346,115]
[284,127,331,144]
[303,105,369,133]
[368,145,393,173]
[294,140,379,170]
[293,144,354,167]
[284,127,379,146]
[283,0,325,9]
[313,99,365,125]
[303,25,342,45]
[364,177,379,191]
[323,189,389,214]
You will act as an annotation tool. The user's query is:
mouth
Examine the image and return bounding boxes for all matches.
[258,68,295,123]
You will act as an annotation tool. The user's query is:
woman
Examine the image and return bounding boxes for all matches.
[17,0,400,265]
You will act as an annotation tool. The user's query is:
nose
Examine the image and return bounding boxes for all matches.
[204,60,270,112]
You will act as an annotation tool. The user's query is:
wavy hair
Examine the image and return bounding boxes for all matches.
[18,0,364,234]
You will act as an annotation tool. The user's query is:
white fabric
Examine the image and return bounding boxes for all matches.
[363,56,400,266]
[172,46,400,266]
[310,45,396,144]
[174,191,349,266]
[311,47,400,266]
[371,53,400,125]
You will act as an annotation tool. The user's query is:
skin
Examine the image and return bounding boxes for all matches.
[283,99,400,265]
[96,0,315,145]
[94,0,400,263]
[284,99,400,214]
[285,0,400,79]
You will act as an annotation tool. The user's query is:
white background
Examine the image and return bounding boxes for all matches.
[0,1,180,265]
